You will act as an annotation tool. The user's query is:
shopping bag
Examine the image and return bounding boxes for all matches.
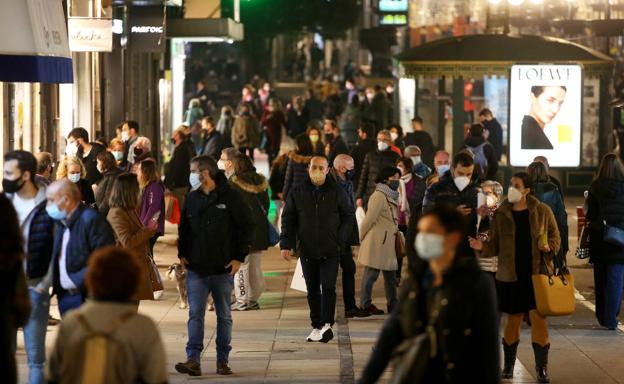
[290,258,307,293]
[356,206,366,229]
[532,253,575,316]
[164,193,174,221]
[167,197,180,225]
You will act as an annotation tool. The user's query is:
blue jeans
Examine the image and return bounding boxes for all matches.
[58,292,84,317]
[594,262,624,329]
[186,270,234,363]
[22,288,49,384]
[360,266,397,310]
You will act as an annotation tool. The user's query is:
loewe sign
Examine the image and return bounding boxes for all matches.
[68,18,112,52]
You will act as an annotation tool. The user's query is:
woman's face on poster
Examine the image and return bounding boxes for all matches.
[530,86,567,126]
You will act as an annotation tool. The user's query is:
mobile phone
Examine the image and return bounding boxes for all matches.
[151,211,161,221]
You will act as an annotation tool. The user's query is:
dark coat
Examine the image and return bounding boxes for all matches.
[52,204,115,292]
[269,153,289,200]
[164,140,195,190]
[330,169,359,246]
[282,151,313,200]
[350,138,377,193]
[280,176,355,259]
[230,170,270,251]
[178,172,255,275]
[286,108,308,138]
[25,201,55,279]
[534,181,568,253]
[521,115,553,150]
[202,131,223,160]
[326,135,349,166]
[404,130,435,167]
[355,149,401,201]
[586,178,624,264]
[483,118,503,162]
[76,178,95,207]
[463,136,499,181]
[83,143,106,186]
[95,168,122,216]
[358,257,500,384]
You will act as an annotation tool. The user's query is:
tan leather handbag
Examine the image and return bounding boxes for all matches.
[532,253,575,316]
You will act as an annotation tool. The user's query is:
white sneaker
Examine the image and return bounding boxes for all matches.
[153,290,164,300]
[319,323,334,343]
[231,302,248,311]
[306,328,322,342]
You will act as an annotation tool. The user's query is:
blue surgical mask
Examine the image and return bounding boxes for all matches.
[189,173,201,190]
[46,201,67,221]
[112,151,124,161]
[345,169,356,180]
[415,232,445,261]
[68,173,81,183]
[436,164,450,176]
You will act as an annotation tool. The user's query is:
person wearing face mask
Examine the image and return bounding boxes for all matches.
[395,156,427,239]
[94,151,122,217]
[46,179,115,316]
[3,151,56,384]
[109,138,130,173]
[404,116,435,167]
[56,156,95,207]
[349,123,377,194]
[329,155,368,318]
[355,129,400,209]
[358,205,499,384]
[474,180,503,281]
[67,127,106,187]
[361,86,389,133]
[404,145,431,179]
[231,104,260,161]
[176,155,255,377]
[121,120,140,164]
[280,156,354,343]
[286,96,309,138]
[218,147,241,180]
[323,119,349,166]
[164,127,196,210]
[388,124,405,152]
[426,150,451,188]
[306,125,326,156]
[423,151,478,231]
[260,98,286,165]
[357,167,401,316]
[282,134,315,200]
[470,172,560,383]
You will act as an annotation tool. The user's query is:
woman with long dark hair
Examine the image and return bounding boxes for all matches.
[282,133,315,200]
[0,194,31,384]
[586,153,624,330]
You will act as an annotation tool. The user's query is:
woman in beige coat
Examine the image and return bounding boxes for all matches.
[358,166,401,316]
[106,173,158,304]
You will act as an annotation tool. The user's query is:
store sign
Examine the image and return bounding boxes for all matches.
[509,64,582,167]
[128,6,166,53]
[68,18,113,52]
[379,0,408,12]
[379,13,408,25]
[26,0,70,58]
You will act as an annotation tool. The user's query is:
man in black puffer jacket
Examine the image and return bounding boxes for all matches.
[176,155,255,377]
[280,156,354,343]
[356,129,400,208]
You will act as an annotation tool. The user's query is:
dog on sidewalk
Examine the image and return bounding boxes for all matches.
[167,263,188,309]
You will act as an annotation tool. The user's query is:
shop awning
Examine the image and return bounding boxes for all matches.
[0,0,72,83]
[396,34,613,78]
[167,18,244,43]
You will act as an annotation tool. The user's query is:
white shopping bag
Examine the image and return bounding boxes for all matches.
[356,206,366,230]
[290,258,307,293]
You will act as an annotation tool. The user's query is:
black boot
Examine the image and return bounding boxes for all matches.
[502,339,519,379]
[532,342,551,383]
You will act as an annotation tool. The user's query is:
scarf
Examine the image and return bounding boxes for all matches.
[398,173,412,214]
[376,182,399,203]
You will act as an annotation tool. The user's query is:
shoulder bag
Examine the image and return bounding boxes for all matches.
[532,252,575,316]
[575,220,590,259]
[603,220,624,247]
[255,195,280,246]
[388,198,406,260]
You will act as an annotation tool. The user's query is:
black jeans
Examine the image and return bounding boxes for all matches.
[300,256,339,328]
[339,247,357,311]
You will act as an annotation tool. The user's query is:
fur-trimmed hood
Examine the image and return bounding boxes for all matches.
[288,151,312,165]
[231,170,269,194]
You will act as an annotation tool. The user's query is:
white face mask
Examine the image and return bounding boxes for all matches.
[217,159,226,170]
[454,175,470,192]
[390,132,399,142]
[121,131,130,142]
[189,173,201,191]
[65,142,78,157]
[507,186,524,204]
[377,141,389,151]
[415,232,445,261]
[68,173,81,183]
[410,156,421,166]
[486,194,498,208]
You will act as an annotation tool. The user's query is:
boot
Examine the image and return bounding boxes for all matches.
[532,342,551,383]
[502,339,519,379]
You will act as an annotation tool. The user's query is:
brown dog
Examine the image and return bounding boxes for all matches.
[167,263,188,309]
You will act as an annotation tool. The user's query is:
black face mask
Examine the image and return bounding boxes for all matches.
[345,169,356,180]
[171,137,177,145]
[134,147,144,157]
[387,179,400,191]
[3,177,25,193]
[325,133,334,143]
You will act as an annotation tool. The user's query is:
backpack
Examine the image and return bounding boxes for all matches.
[467,142,488,177]
[61,311,135,384]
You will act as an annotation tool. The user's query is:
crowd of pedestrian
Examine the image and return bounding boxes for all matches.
[1,76,621,384]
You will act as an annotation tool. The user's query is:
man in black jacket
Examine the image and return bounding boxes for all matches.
[164,127,196,209]
[46,179,115,316]
[350,122,377,194]
[323,119,349,166]
[356,129,400,208]
[201,117,223,160]
[175,155,255,377]
[67,127,106,186]
[280,156,355,343]
[404,116,435,167]
[4,150,55,382]
[480,108,503,162]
